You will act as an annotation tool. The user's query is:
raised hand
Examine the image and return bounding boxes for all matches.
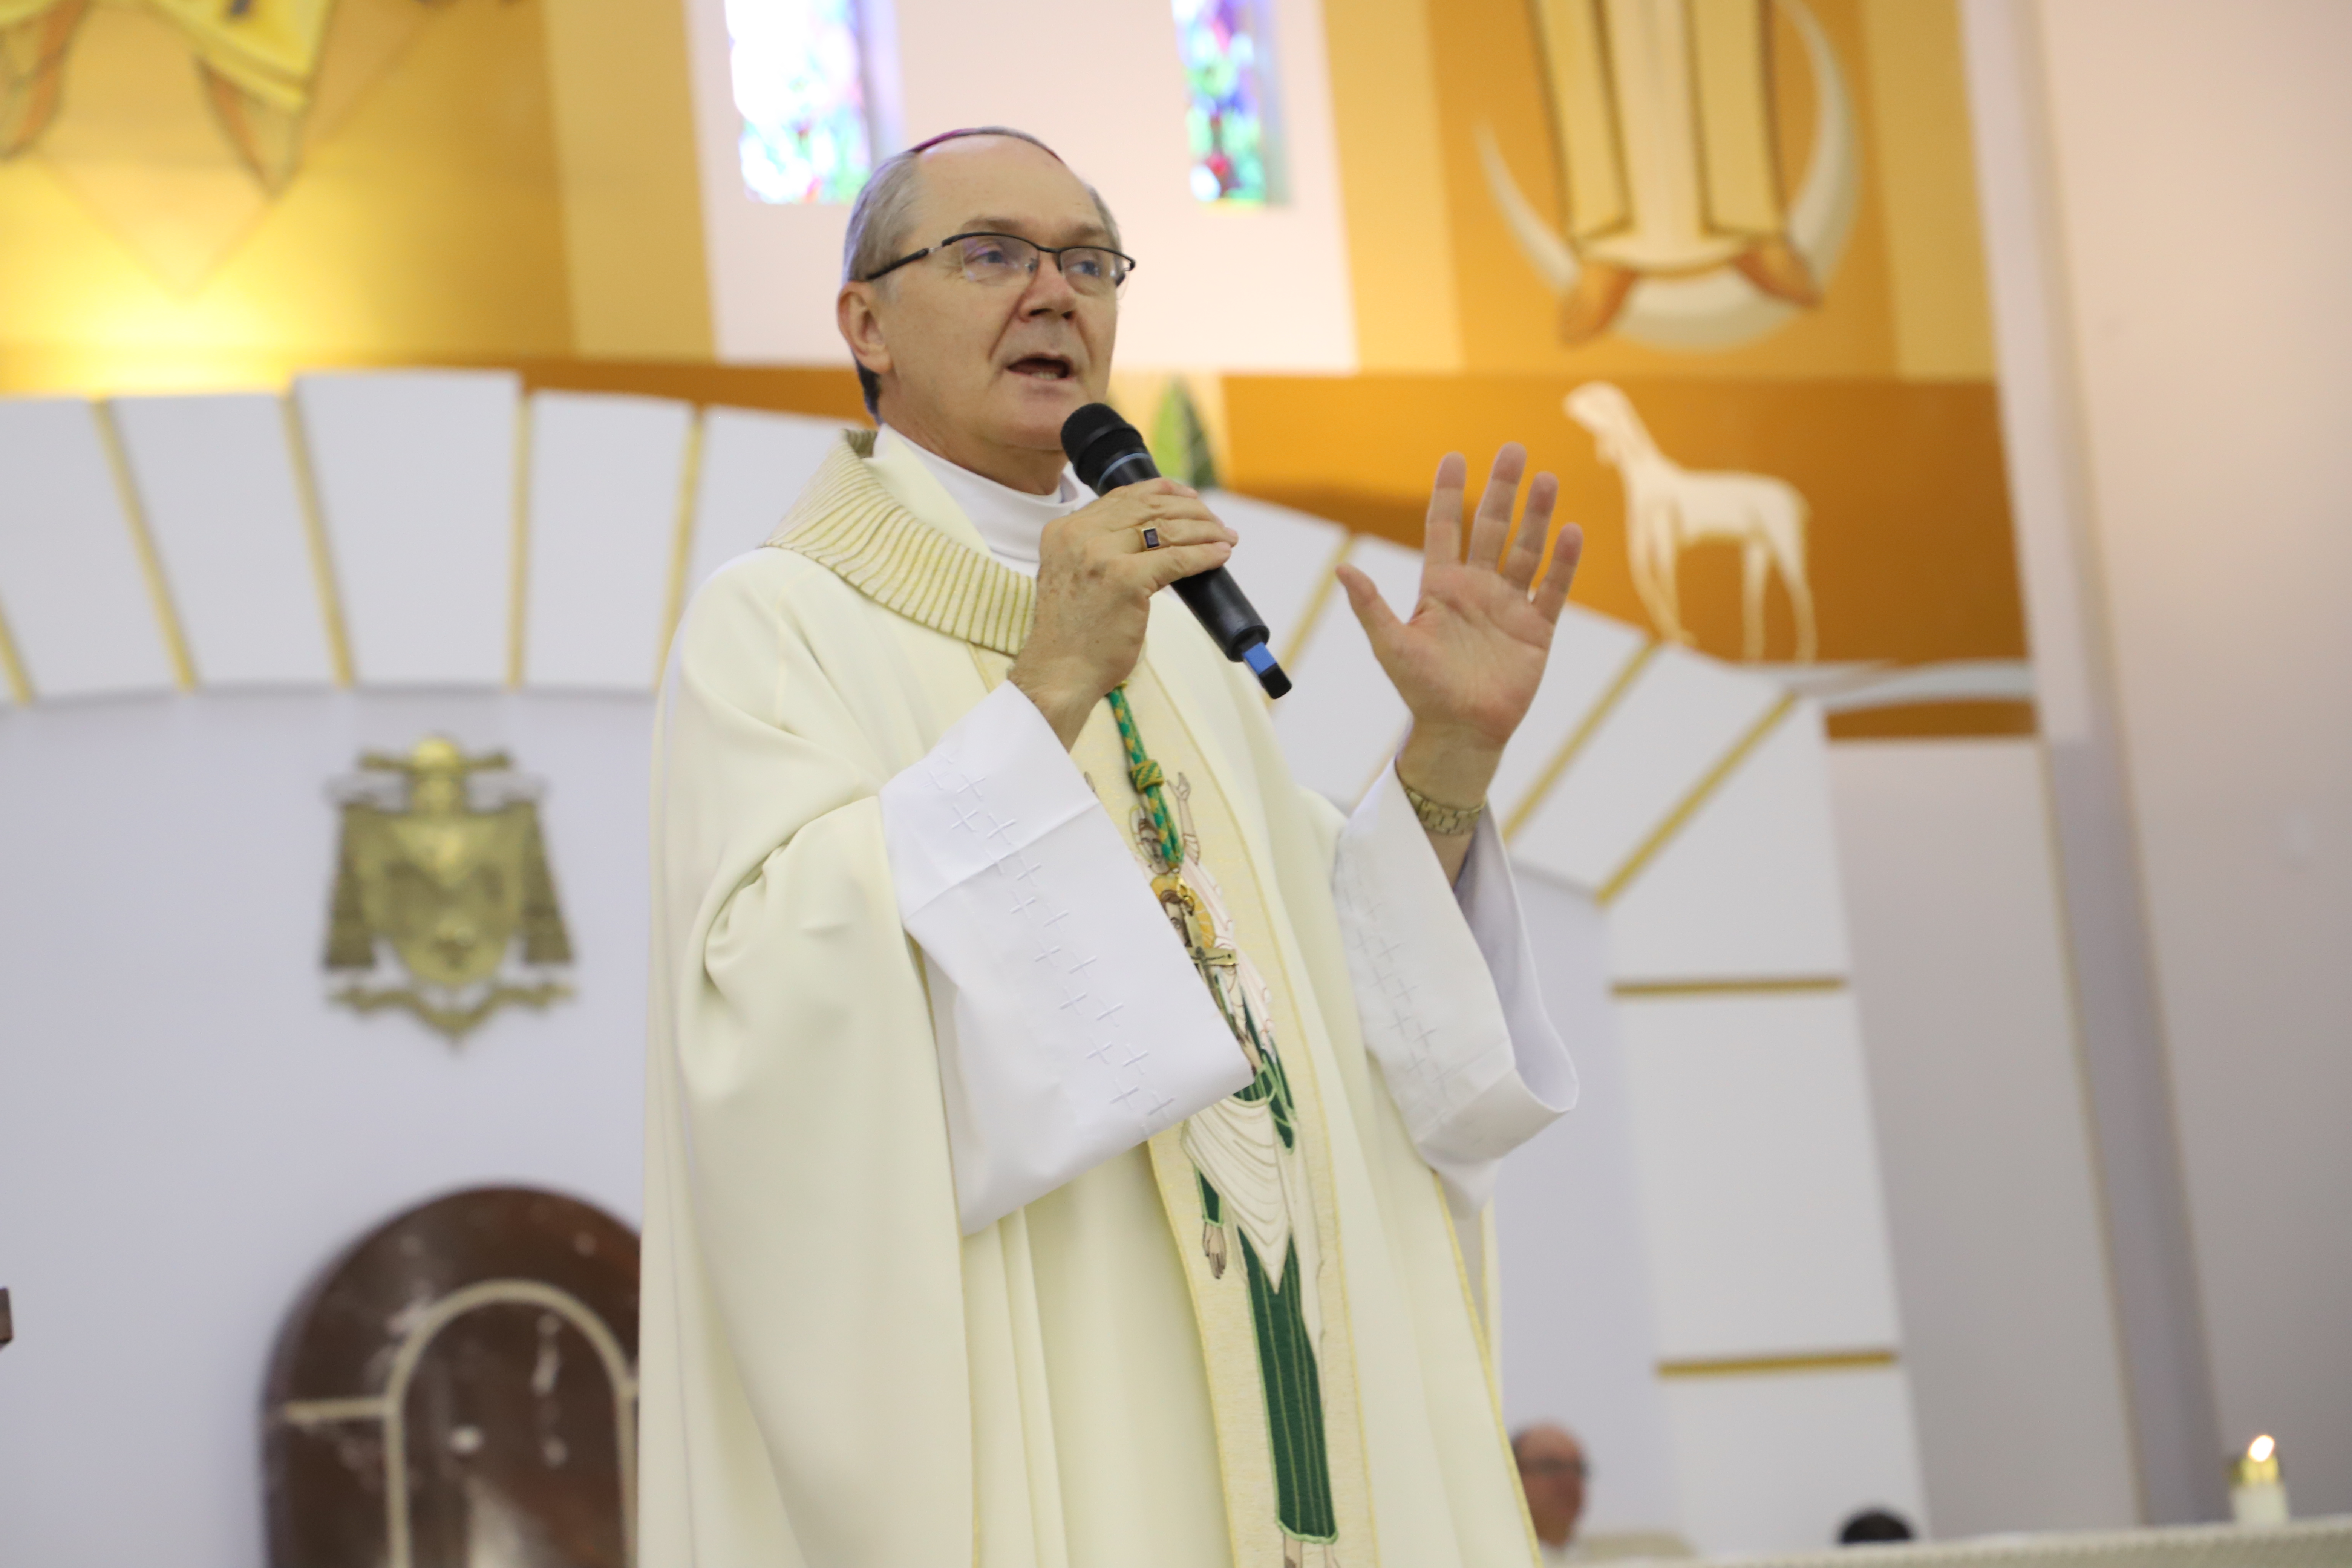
[1335,444,1582,874]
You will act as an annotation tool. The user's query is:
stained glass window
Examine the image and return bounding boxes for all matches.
[729,0,874,205]
[1172,0,1276,204]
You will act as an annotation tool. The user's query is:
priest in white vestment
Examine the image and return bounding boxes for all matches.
[639,126,1603,1568]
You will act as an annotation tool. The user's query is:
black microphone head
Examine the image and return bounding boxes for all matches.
[1061,403,1161,494]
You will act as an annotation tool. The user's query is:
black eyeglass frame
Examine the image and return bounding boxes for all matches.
[859,231,1139,290]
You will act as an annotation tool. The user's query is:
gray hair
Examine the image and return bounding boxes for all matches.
[841,126,1123,416]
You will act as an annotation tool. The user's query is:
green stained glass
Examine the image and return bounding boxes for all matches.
[1173,0,1277,205]
[729,0,873,205]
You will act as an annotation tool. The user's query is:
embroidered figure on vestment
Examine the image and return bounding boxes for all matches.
[1108,686,1341,1566]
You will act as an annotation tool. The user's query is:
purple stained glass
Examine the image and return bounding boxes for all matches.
[1173,0,1274,204]
[729,0,874,205]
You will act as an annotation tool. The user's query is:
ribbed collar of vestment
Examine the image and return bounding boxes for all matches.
[765,429,1036,658]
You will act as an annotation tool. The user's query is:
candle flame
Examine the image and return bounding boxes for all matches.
[2248,1435,2275,1464]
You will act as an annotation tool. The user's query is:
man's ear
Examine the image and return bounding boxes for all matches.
[838,283,891,379]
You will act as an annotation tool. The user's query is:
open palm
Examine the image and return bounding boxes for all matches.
[1336,445,1582,761]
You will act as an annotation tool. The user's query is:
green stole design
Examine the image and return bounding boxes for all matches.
[1110,686,1339,1546]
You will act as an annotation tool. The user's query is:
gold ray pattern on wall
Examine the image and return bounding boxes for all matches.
[0,0,708,368]
[6,0,446,291]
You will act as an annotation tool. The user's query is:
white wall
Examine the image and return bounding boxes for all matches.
[1497,872,1683,1539]
[0,681,1896,1566]
[1827,738,2138,1535]
[683,0,1358,370]
[0,692,654,1567]
[2029,0,2352,1515]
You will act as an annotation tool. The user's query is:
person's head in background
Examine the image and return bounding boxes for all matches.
[1838,1507,1916,1545]
[1513,1422,1588,1549]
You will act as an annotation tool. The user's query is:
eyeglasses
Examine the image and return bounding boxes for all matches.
[861,232,1137,297]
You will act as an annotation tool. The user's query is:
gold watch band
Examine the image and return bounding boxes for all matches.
[1399,773,1485,837]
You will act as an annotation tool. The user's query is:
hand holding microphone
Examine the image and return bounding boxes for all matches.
[1007,456,1235,749]
[1008,404,1289,749]
[1061,404,1292,700]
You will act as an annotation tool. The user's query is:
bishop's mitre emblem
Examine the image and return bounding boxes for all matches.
[322,737,574,1042]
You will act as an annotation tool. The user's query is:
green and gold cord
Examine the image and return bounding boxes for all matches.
[1106,684,1180,867]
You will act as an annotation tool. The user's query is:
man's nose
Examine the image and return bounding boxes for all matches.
[1020,254,1081,314]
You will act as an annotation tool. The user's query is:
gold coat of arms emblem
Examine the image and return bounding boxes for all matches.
[323,737,574,1041]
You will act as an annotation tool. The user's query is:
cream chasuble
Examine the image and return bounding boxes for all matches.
[640,430,1568,1568]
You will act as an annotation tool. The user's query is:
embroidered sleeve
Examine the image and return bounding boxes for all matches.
[880,682,1252,1232]
[1331,765,1580,1208]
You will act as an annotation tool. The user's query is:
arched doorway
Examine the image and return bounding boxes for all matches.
[263,1187,639,1568]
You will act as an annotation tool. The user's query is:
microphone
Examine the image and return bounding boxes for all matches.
[1060,404,1292,699]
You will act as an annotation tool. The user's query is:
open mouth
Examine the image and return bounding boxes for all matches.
[1007,354,1074,381]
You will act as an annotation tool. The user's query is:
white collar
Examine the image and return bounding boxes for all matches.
[874,426,1090,577]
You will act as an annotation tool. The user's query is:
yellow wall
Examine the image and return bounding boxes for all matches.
[0,0,708,393]
[1225,372,2026,672]
[0,0,2023,728]
[1859,0,1995,379]
[1320,0,1464,371]
[1430,0,1893,378]
[541,0,711,359]
[1282,0,2024,727]
[0,0,1987,390]
[1315,0,1994,382]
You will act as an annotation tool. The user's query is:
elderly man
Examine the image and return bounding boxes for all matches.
[639,126,1595,1568]
[1514,1423,1591,1563]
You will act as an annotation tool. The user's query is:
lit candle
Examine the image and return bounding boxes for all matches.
[2230,1435,2291,1526]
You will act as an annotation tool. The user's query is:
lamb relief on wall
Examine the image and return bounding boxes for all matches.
[1568,381,1816,663]
[323,736,574,1043]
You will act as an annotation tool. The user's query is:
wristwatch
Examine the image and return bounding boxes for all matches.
[1398,772,1485,837]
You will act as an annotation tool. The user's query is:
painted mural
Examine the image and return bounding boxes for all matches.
[1223,0,2027,735]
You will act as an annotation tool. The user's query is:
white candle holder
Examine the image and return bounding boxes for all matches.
[2230,1434,2290,1526]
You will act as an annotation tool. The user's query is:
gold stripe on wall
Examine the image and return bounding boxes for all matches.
[1613,976,1848,998]
[505,398,536,689]
[92,401,196,691]
[1597,692,1799,906]
[654,411,707,682]
[281,395,354,688]
[1274,532,1356,681]
[0,601,31,702]
[1502,639,1660,841]
[1658,1349,1899,1379]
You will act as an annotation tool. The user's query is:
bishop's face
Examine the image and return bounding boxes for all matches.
[841,135,1119,492]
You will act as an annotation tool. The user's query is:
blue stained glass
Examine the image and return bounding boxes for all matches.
[729,0,873,205]
[1173,0,1274,205]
